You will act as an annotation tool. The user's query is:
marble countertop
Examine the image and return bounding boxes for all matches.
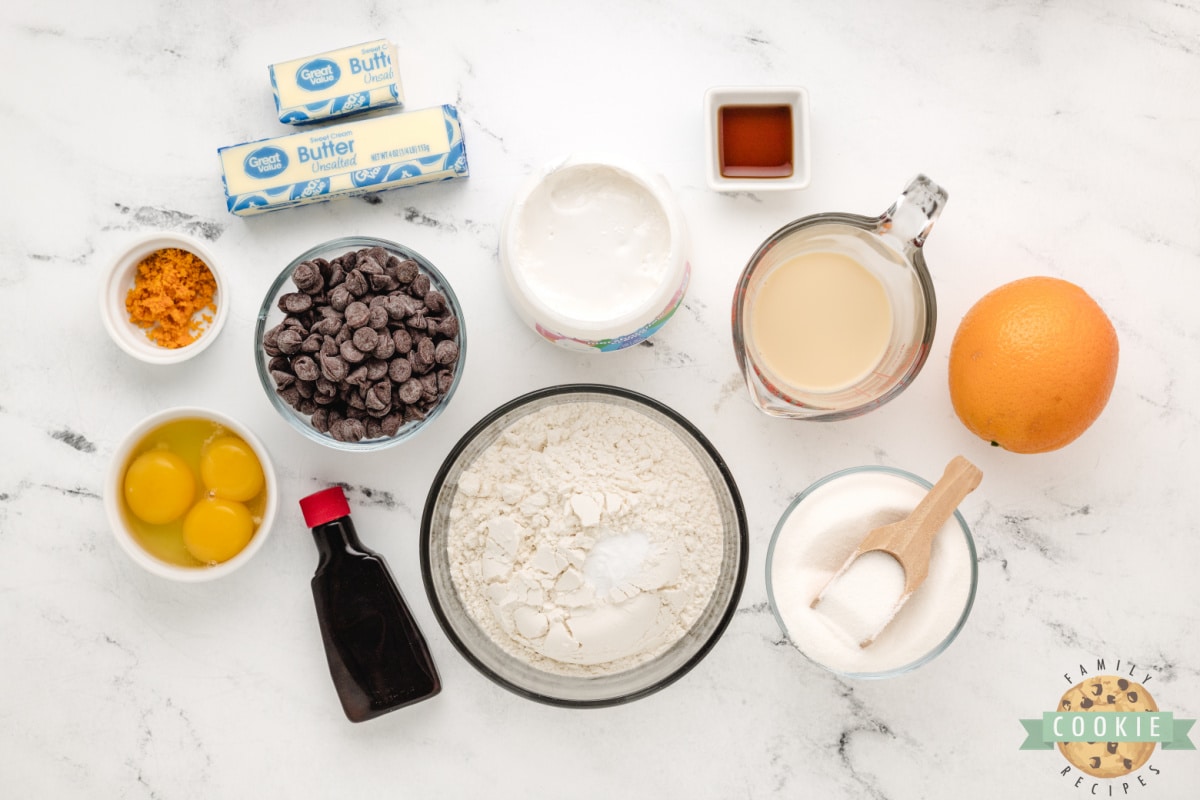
[4,1,1198,796]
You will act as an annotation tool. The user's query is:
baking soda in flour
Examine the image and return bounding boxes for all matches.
[446,401,725,676]
[769,470,973,674]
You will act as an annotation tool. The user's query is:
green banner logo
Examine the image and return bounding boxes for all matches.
[1021,713,1196,751]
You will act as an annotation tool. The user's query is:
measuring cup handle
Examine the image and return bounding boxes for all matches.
[878,174,948,249]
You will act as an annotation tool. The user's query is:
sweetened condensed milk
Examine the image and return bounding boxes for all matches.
[750,251,893,392]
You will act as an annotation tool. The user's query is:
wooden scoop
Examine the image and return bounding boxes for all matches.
[810,456,983,648]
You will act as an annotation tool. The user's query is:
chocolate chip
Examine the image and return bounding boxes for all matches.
[394,259,418,283]
[365,358,389,382]
[398,378,423,405]
[312,316,342,336]
[388,357,412,383]
[319,353,348,382]
[365,381,392,411]
[345,301,370,329]
[1061,699,1072,710]
[1081,697,1094,709]
[381,411,403,437]
[1106,695,1116,704]
[434,340,459,365]
[276,328,304,355]
[372,332,395,359]
[339,341,366,364]
[1089,757,1101,769]
[328,284,352,311]
[392,328,412,354]
[410,273,430,297]
[345,365,370,388]
[365,418,384,439]
[292,355,320,382]
[357,255,383,276]
[292,261,324,294]
[1107,742,1118,754]
[345,270,368,297]
[271,369,295,389]
[437,315,460,339]
[416,336,435,365]
[1127,691,1138,703]
[279,292,313,314]
[1118,679,1130,691]
[311,408,331,433]
[279,385,301,407]
[331,418,366,442]
[1091,683,1103,696]
[369,273,398,292]
[424,290,446,313]
[1123,759,1132,770]
[368,305,389,330]
[352,327,379,352]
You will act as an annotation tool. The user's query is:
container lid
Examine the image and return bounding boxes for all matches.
[300,486,351,528]
[499,155,689,339]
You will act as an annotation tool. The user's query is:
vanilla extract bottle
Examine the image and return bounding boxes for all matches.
[299,486,440,722]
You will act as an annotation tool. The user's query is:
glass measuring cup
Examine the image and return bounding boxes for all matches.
[732,175,947,420]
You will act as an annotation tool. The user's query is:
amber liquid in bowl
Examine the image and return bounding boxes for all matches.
[718,104,794,178]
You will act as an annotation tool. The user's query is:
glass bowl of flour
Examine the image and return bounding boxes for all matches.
[765,465,978,678]
[421,384,748,706]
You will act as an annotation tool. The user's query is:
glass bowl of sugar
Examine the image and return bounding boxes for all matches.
[765,465,978,678]
[420,384,748,707]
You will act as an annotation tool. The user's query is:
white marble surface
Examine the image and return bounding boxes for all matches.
[3,0,1199,796]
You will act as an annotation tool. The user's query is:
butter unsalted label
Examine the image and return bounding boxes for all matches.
[270,39,404,124]
[217,105,468,216]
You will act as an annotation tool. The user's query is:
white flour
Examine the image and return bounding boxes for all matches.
[446,400,725,676]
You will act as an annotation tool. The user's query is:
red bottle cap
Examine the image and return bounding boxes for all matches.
[299,486,351,528]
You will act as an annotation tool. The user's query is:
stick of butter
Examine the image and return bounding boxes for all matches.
[217,105,468,216]
[270,39,404,124]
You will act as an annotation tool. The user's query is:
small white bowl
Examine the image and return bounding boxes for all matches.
[704,86,811,192]
[105,406,278,582]
[100,232,228,364]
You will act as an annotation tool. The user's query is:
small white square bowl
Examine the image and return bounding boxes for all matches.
[704,86,811,192]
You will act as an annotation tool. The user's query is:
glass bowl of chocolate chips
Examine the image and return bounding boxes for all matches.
[256,236,466,451]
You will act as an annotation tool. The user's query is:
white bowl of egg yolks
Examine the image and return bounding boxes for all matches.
[105,407,278,581]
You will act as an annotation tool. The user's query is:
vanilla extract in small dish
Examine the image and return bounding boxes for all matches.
[718,104,794,178]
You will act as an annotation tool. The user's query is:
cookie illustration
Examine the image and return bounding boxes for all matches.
[1057,676,1158,778]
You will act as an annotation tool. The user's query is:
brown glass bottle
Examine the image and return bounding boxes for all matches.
[300,486,440,722]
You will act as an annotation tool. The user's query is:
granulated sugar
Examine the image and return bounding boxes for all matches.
[446,400,725,676]
[769,469,973,675]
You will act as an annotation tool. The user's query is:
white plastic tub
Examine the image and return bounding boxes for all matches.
[499,156,690,353]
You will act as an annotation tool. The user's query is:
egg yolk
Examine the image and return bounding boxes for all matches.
[124,450,196,525]
[200,436,265,502]
[182,497,255,564]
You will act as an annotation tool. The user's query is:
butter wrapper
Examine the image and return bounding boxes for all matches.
[217,105,468,217]
[270,39,404,124]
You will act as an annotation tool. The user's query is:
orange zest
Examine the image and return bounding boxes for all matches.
[125,248,217,349]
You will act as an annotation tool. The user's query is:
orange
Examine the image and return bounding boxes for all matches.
[948,277,1118,453]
